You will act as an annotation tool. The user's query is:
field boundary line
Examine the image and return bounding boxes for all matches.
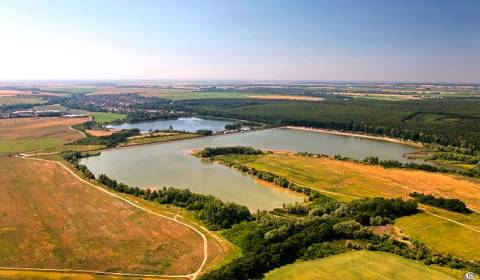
[421,209,480,234]
[15,155,208,280]
[69,126,86,138]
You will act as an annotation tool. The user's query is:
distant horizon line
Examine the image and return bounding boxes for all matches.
[1,78,479,86]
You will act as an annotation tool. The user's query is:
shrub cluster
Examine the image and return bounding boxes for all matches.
[75,128,140,147]
[196,129,213,136]
[224,123,242,130]
[409,192,471,214]
[199,146,263,157]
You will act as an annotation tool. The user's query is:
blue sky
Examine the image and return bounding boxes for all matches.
[0,0,478,82]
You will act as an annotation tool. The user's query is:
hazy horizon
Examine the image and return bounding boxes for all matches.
[1,0,479,83]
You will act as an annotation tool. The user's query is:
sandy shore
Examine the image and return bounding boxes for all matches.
[285,126,423,148]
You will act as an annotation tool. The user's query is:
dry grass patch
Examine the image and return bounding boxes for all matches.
[245,153,480,210]
[0,157,204,275]
[85,129,113,137]
[0,270,175,280]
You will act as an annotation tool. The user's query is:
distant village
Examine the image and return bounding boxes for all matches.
[0,109,87,119]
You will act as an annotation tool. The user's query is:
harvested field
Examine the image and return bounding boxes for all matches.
[85,129,113,137]
[248,95,324,101]
[0,156,204,275]
[264,251,457,280]
[0,117,87,140]
[0,117,88,155]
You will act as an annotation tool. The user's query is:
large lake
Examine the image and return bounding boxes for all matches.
[106,117,234,132]
[81,128,421,211]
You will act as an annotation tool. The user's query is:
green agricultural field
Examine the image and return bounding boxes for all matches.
[0,95,45,105]
[92,112,126,123]
[264,251,458,280]
[395,207,480,261]
[0,138,64,155]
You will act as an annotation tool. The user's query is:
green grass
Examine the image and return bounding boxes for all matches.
[395,207,480,261]
[92,112,126,123]
[0,96,45,105]
[40,144,105,154]
[0,138,64,155]
[265,251,458,280]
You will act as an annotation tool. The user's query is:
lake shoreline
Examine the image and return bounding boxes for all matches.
[285,126,424,148]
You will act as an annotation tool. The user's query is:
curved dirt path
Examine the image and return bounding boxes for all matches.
[12,155,208,280]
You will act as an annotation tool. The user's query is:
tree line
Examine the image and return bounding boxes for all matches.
[97,174,251,230]
[363,156,480,178]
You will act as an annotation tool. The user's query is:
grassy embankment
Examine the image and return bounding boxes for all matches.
[211,152,480,261]
[264,251,459,280]
[120,132,201,146]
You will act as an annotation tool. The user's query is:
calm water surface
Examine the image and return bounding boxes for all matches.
[106,117,233,132]
[81,128,420,211]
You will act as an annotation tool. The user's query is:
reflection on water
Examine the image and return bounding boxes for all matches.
[81,128,421,211]
[106,117,234,132]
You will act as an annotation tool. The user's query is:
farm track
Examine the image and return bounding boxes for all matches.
[11,154,209,280]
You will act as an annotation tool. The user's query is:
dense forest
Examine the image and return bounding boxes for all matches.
[176,98,480,152]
